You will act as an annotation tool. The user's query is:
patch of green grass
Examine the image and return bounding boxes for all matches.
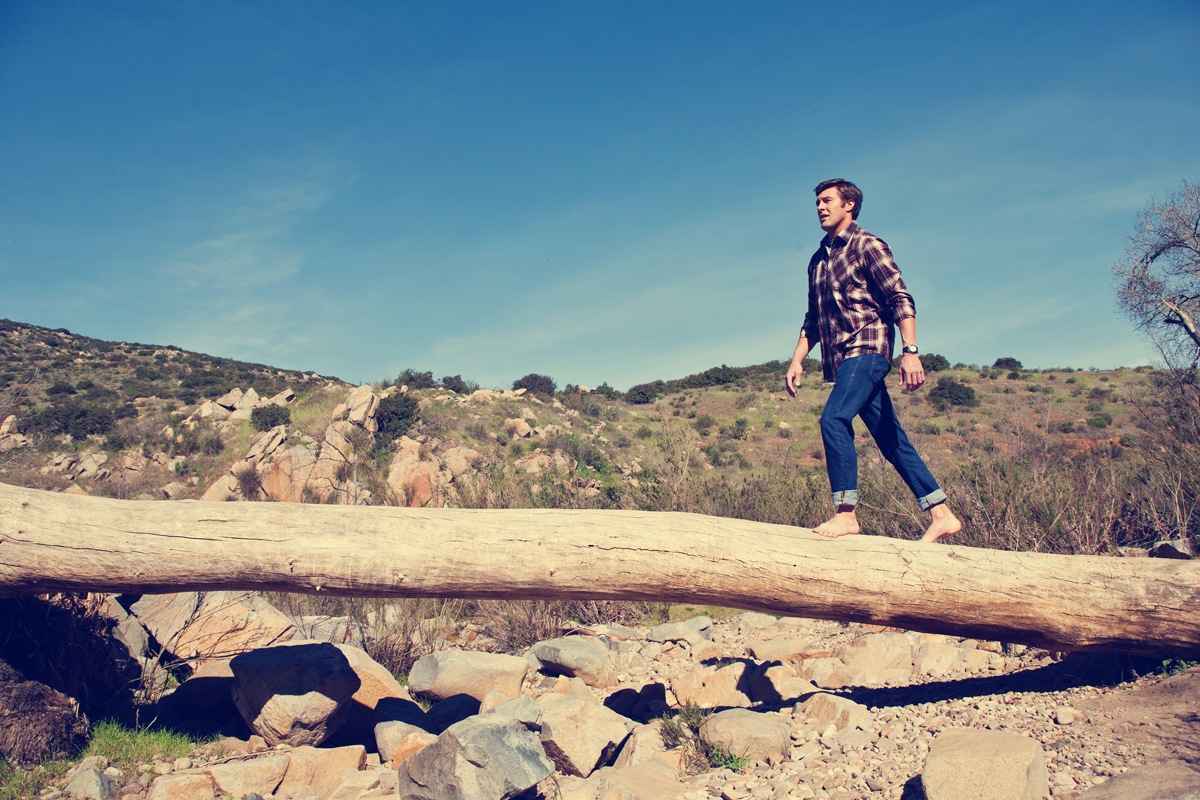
[0,759,70,800]
[82,719,203,766]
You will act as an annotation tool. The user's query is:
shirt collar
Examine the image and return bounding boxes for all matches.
[824,221,858,250]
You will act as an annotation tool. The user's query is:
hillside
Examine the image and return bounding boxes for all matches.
[0,318,1184,555]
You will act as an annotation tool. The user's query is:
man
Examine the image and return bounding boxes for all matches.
[785,179,960,543]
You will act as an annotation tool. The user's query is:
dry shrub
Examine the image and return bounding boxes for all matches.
[366,599,460,678]
[477,600,567,654]
[234,465,262,500]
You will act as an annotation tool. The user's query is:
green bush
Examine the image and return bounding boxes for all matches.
[513,373,556,397]
[397,369,436,390]
[441,374,471,394]
[920,353,951,372]
[625,383,662,404]
[376,394,420,441]
[46,382,76,396]
[250,405,290,431]
[928,378,980,410]
[994,357,1023,370]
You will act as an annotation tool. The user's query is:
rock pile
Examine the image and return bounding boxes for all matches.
[29,595,1200,800]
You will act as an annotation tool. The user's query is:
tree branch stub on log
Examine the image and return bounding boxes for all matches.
[1,482,1198,657]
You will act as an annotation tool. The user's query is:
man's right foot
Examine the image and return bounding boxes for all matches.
[920,505,961,543]
[813,511,860,538]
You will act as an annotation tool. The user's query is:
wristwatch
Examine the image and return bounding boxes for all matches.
[902,345,919,355]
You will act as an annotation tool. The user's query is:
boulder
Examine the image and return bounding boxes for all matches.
[834,632,915,685]
[536,693,632,778]
[230,642,361,746]
[277,745,367,800]
[699,708,790,762]
[736,612,778,632]
[612,720,670,769]
[748,662,818,704]
[547,676,594,702]
[1073,760,1200,799]
[648,617,712,647]
[396,705,554,800]
[234,388,260,410]
[914,641,964,678]
[921,729,1049,800]
[129,591,296,668]
[146,773,215,800]
[795,692,872,732]
[441,447,482,476]
[670,662,751,708]
[744,638,809,661]
[531,636,616,688]
[389,731,439,766]
[64,768,119,800]
[207,753,290,797]
[216,388,244,410]
[327,768,381,800]
[375,697,431,758]
[502,418,533,439]
[585,757,687,800]
[408,650,529,702]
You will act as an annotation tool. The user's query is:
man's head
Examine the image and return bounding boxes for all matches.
[814,179,862,235]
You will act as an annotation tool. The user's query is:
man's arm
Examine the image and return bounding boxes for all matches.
[785,334,812,397]
[897,317,925,392]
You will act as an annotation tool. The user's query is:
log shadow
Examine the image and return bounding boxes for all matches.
[846,653,1170,710]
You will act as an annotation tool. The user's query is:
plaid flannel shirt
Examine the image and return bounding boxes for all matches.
[800,221,916,382]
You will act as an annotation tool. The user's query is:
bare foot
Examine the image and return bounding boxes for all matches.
[814,511,860,538]
[920,504,961,543]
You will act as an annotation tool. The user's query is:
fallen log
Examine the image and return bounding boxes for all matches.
[1,482,1198,657]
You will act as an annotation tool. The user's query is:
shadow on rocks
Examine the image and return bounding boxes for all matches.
[848,653,1169,710]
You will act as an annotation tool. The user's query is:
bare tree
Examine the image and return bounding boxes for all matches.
[1113,179,1200,368]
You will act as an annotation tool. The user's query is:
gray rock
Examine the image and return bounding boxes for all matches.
[699,708,790,762]
[230,642,360,746]
[1074,761,1200,799]
[396,707,554,800]
[531,637,616,688]
[921,728,1049,800]
[408,651,530,702]
[65,769,119,800]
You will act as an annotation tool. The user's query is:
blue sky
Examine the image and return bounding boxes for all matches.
[2,1,1198,390]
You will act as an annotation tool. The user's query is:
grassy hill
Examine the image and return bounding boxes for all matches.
[0,318,1189,556]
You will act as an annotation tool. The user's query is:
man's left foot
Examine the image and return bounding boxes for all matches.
[920,505,961,543]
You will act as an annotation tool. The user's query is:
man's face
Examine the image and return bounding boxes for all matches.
[816,188,855,235]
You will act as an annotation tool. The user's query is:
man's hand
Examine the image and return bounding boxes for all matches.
[899,353,925,392]
[785,360,803,397]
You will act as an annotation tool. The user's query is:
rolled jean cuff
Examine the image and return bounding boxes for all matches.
[830,489,858,508]
[917,488,947,512]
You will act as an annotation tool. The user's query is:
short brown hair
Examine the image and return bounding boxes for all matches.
[814,179,862,219]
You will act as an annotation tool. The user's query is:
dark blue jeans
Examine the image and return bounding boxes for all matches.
[820,353,946,511]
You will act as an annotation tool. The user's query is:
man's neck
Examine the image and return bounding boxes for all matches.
[825,220,853,242]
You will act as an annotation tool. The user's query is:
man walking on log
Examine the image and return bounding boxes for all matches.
[785,179,960,542]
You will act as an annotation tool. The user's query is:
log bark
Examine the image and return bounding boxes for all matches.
[1,482,1198,657]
